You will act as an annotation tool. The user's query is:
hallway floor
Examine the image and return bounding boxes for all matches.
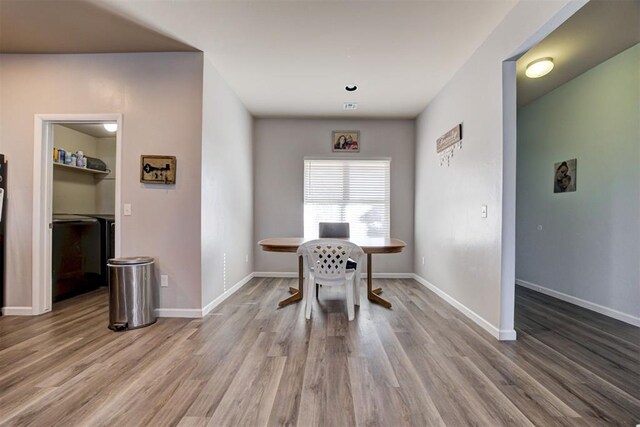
[0,279,638,426]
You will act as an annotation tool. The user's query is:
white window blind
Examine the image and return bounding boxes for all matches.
[304,159,390,238]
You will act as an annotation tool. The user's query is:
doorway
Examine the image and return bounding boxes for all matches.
[33,114,123,315]
[513,1,640,314]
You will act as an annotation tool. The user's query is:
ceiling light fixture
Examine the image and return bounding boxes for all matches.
[103,123,118,132]
[345,85,358,92]
[525,57,554,78]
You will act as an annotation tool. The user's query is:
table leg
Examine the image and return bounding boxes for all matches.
[278,255,304,307]
[366,253,392,309]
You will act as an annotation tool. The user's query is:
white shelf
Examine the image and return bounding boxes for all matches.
[53,162,110,175]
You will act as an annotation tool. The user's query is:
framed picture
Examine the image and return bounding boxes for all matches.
[140,155,177,184]
[553,158,576,193]
[332,131,360,152]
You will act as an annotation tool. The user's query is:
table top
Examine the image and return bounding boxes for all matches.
[258,237,406,254]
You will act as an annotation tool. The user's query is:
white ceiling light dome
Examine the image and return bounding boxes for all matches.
[526,57,554,78]
[103,123,118,132]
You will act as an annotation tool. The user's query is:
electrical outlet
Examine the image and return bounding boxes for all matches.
[123,203,132,216]
[245,254,249,264]
[481,205,488,218]
[421,256,425,265]
[161,275,169,287]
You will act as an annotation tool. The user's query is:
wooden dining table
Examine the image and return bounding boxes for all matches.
[258,237,406,309]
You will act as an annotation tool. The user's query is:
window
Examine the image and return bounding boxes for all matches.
[304,159,390,238]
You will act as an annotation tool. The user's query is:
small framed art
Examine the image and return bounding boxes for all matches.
[332,131,360,152]
[553,158,576,193]
[140,155,177,184]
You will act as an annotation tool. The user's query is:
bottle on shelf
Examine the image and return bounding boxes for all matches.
[77,151,85,168]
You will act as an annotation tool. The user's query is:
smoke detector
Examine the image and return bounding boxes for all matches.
[343,102,358,110]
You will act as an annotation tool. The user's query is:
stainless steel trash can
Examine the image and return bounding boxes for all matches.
[108,256,157,331]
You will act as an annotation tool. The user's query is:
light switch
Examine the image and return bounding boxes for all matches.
[161,275,169,287]
[124,203,132,216]
[481,205,487,218]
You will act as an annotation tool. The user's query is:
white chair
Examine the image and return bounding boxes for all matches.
[297,239,363,321]
[316,222,358,298]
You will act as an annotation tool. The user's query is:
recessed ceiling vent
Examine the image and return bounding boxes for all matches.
[343,102,358,110]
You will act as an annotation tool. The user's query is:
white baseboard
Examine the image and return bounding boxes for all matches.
[369,273,414,279]
[155,308,203,318]
[253,272,414,279]
[253,272,298,278]
[499,329,517,340]
[202,273,254,316]
[412,274,516,341]
[516,279,640,327]
[2,306,34,316]
[156,273,255,318]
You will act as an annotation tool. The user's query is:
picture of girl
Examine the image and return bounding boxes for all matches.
[553,158,577,193]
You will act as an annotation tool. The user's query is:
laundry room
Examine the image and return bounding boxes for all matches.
[52,123,117,304]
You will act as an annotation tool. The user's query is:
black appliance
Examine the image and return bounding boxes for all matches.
[52,215,102,301]
[0,155,6,314]
[90,214,115,285]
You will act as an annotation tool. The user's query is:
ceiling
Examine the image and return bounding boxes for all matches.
[5,1,635,118]
[0,0,196,53]
[517,0,640,107]
[0,0,516,118]
[93,0,517,118]
[58,123,117,138]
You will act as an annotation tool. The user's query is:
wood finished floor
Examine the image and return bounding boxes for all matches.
[0,279,638,426]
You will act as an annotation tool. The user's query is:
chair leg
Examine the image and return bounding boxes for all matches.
[305,278,313,320]
[354,273,360,306]
[316,282,319,299]
[346,279,355,321]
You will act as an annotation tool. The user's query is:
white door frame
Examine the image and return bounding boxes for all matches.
[32,113,123,315]
[498,1,586,339]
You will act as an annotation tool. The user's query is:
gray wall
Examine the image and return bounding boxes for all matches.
[414,0,578,337]
[0,52,204,311]
[516,44,640,320]
[254,119,415,274]
[201,56,254,307]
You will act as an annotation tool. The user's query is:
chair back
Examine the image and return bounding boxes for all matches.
[297,239,362,282]
[319,222,350,238]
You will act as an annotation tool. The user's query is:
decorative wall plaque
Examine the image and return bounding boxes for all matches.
[140,155,176,184]
[436,123,462,166]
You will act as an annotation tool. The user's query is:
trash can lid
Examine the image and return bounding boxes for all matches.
[108,256,154,265]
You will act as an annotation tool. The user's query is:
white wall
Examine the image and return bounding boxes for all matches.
[0,52,204,311]
[414,0,581,339]
[516,44,640,323]
[200,56,254,309]
[95,136,117,215]
[254,119,415,274]
[52,125,100,214]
